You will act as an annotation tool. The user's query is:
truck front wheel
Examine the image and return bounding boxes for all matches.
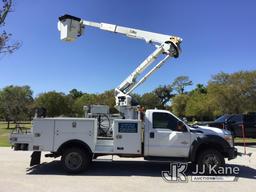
[61,148,91,174]
[197,149,225,172]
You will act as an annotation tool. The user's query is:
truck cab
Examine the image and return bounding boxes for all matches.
[144,110,191,158]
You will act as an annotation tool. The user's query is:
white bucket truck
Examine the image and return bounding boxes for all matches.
[10,15,237,173]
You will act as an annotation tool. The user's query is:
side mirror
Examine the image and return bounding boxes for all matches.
[176,121,187,132]
[226,119,234,124]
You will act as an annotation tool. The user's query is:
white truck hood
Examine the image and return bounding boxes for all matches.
[189,125,231,137]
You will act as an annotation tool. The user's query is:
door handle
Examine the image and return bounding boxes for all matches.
[116,134,122,139]
[150,132,154,138]
[181,141,188,145]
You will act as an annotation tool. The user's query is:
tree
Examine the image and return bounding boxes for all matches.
[172,76,192,94]
[172,94,189,117]
[0,85,33,125]
[185,92,213,120]
[207,71,256,115]
[191,84,207,94]
[130,93,141,106]
[73,93,98,116]
[97,90,117,113]
[154,85,174,107]
[140,92,162,109]
[68,89,83,99]
[0,0,20,54]
[35,91,70,117]
[0,0,11,25]
[0,103,4,120]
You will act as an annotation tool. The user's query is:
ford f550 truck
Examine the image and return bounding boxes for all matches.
[10,108,237,173]
[10,15,237,173]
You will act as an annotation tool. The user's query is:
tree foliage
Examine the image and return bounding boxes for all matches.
[68,89,83,99]
[0,85,33,122]
[185,92,213,120]
[140,92,162,109]
[73,93,98,116]
[0,71,255,121]
[207,71,256,115]
[154,85,174,107]
[35,91,70,117]
[171,71,256,120]
[97,90,116,112]
[172,76,192,94]
[191,84,207,94]
[0,0,20,54]
[172,94,189,117]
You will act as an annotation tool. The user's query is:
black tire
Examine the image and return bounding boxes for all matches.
[197,149,225,173]
[61,147,91,174]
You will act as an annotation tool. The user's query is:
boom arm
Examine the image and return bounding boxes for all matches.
[58,15,180,46]
[58,14,182,118]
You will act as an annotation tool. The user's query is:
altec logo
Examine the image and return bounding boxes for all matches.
[162,163,239,183]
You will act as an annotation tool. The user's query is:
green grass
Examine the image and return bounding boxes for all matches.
[0,127,11,147]
[0,122,32,147]
[234,137,256,143]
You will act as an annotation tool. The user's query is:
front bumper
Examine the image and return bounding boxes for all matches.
[225,147,238,160]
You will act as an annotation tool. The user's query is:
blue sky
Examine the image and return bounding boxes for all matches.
[1,0,255,96]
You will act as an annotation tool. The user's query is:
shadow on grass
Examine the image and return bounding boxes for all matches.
[26,160,256,180]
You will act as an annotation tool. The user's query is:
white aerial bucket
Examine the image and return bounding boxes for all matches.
[57,14,84,42]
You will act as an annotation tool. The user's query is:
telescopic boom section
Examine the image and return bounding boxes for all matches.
[58,14,182,116]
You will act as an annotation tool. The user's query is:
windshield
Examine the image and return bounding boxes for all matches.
[214,114,232,122]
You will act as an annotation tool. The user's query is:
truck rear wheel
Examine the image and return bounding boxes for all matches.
[61,148,91,174]
[197,149,225,173]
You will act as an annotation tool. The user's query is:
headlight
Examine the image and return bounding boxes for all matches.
[224,135,233,147]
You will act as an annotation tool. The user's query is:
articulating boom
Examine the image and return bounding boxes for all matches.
[58,14,182,118]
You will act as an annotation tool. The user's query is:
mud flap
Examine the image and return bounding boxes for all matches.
[30,151,41,166]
